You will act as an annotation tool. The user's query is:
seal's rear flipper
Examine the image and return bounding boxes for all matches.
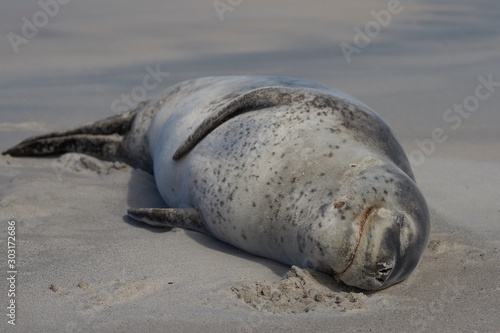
[127,208,208,234]
[2,101,149,166]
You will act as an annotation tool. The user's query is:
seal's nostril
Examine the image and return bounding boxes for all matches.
[376,266,393,283]
[379,267,392,274]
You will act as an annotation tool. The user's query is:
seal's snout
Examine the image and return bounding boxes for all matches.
[339,202,428,290]
[337,206,399,290]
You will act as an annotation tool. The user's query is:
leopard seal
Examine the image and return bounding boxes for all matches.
[3,76,430,290]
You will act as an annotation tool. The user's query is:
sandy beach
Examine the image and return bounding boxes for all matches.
[1,0,499,332]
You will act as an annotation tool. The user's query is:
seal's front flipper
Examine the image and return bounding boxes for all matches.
[127,207,208,234]
[2,101,149,166]
[172,87,300,160]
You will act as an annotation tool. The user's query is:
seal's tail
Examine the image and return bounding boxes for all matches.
[2,101,148,167]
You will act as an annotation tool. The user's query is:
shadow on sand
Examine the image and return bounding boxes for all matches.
[122,167,292,278]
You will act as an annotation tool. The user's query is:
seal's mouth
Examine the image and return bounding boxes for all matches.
[338,205,376,276]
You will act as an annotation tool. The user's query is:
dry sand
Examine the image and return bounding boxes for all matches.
[1,0,499,332]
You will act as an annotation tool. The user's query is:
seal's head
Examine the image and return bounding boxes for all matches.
[335,160,430,290]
